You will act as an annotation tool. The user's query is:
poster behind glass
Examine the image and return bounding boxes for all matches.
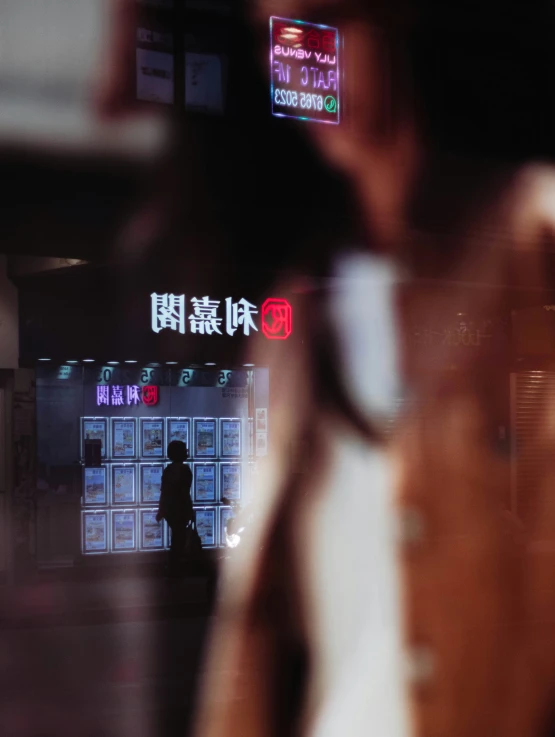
[136,46,174,104]
[193,418,217,458]
[219,506,234,547]
[82,511,108,554]
[220,418,242,458]
[111,510,137,552]
[185,52,224,114]
[193,463,216,503]
[140,464,163,505]
[195,508,216,547]
[167,418,190,452]
[256,431,268,457]
[82,418,107,459]
[140,509,165,550]
[256,408,268,432]
[82,466,108,506]
[220,463,242,502]
[111,418,137,459]
[140,418,165,459]
[112,465,137,506]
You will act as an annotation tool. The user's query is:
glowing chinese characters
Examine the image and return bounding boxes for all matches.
[152,294,259,337]
[270,17,340,124]
[150,294,292,340]
[97,385,159,407]
[151,293,186,334]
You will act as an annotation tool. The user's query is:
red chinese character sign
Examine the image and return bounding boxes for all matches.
[96,385,159,407]
[262,299,293,340]
[142,385,159,406]
[270,17,340,125]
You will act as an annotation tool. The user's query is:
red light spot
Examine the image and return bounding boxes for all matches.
[262,299,293,340]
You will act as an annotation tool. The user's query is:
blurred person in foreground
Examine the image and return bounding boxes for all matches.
[96,1,555,737]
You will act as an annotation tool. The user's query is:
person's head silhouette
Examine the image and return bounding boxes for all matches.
[167,440,188,463]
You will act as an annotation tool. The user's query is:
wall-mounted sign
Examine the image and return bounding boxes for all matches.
[97,385,159,407]
[261,299,293,340]
[136,24,174,105]
[270,16,340,125]
[151,294,292,340]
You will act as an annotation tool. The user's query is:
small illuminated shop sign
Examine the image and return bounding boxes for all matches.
[97,385,159,407]
[270,16,340,124]
[151,294,293,340]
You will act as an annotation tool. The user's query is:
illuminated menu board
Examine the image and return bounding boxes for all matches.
[270,17,340,125]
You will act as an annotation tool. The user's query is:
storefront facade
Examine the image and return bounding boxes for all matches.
[36,363,268,560]
[22,261,553,570]
[17,263,295,569]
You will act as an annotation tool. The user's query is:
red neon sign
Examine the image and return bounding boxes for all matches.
[262,298,293,340]
[141,385,159,406]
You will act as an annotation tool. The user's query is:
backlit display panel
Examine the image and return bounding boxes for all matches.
[270,16,340,125]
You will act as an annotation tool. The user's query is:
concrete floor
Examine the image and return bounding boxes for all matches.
[0,577,216,737]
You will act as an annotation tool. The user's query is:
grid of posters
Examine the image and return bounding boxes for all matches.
[112,465,136,505]
[195,508,216,547]
[167,418,190,452]
[219,506,234,547]
[112,419,136,459]
[141,419,164,458]
[220,418,242,458]
[111,511,137,552]
[140,509,165,549]
[194,419,217,458]
[220,463,241,502]
[82,511,108,553]
[83,466,108,506]
[80,404,267,554]
[140,464,163,505]
[194,464,216,503]
[82,418,107,458]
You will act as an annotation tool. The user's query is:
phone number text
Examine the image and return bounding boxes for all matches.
[274,89,324,111]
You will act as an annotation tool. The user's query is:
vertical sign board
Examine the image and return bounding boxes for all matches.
[270,17,340,124]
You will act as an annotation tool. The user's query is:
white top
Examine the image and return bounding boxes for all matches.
[295,252,410,737]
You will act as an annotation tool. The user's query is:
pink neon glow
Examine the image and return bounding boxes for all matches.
[270,16,340,125]
[262,298,293,340]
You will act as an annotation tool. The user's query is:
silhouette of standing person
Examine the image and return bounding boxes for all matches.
[157,440,193,577]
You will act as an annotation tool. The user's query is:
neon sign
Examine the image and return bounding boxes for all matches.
[270,17,340,125]
[97,385,159,407]
[262,299,293,340]
[151,294,292,340]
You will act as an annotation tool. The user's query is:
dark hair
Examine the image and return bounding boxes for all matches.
[167,440,188,462]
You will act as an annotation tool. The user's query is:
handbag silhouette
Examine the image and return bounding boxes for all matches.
[183,518,203,560]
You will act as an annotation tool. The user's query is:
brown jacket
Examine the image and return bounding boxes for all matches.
[195,165,555,737]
